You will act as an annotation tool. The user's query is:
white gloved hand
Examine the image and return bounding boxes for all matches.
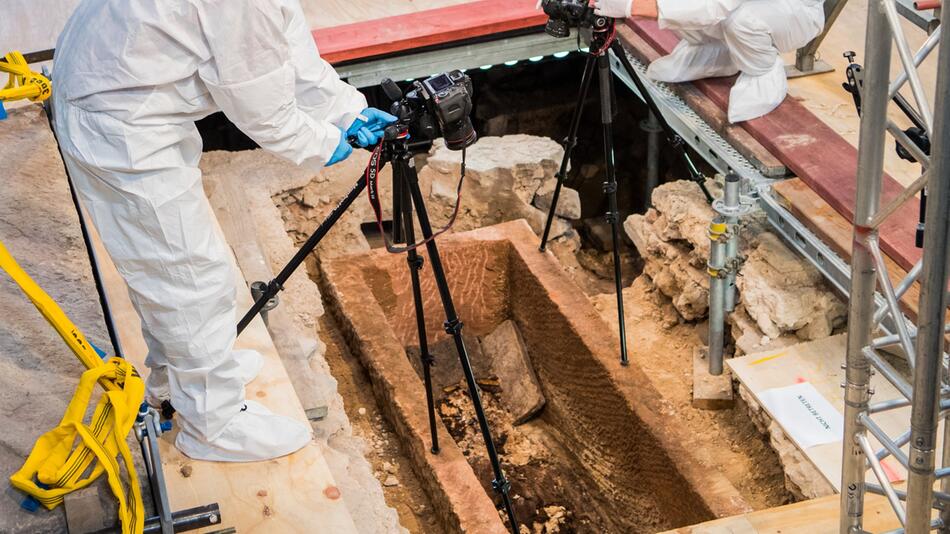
[594,0,633,18]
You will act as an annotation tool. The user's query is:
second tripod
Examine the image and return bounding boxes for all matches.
[539,20,713,365]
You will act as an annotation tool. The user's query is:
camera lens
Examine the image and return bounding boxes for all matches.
[443,118,478,151]
[544,18,570,38]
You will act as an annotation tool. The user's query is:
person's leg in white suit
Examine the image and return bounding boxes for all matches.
[53,100,311,462]
[647,26,740,83]
[721,0,825,122]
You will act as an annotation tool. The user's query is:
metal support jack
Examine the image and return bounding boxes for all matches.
[789,0,850,78]
[706,173,754,377]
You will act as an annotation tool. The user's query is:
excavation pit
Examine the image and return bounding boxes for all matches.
[321,220,751,533]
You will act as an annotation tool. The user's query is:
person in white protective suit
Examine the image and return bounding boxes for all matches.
[592,0,825,122]
[51,0,396,462]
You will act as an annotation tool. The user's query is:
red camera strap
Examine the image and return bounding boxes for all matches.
[364,140,467,254]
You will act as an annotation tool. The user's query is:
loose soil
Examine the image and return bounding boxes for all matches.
[591,276,794,510]
[438,385,613,533]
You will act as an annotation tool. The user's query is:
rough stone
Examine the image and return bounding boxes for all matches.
[406,334,492,398]
[738,233,847,341]
[533,178,582,220]
[625,210,709,321]
[417,135,575,237]
[624,179,846,342]
[479,320,546,425]
[583,218,616,252]
[738,385,836,499]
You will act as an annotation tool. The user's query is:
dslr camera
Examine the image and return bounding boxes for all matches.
[540,0,610,38]
[382,70,477,151]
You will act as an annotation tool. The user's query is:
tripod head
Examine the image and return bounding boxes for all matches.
[539,0,611,38]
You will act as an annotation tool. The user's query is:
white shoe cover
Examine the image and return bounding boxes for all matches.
[728,57,788,123]
[175,400,312,462]
[232,349,264,385]
[145,350,263,408]
[647,40,738,83]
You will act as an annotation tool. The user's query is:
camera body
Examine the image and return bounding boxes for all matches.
[540,0,610,38]
[384,70,477,151]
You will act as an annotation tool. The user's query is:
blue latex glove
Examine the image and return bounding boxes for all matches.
[327,127,353,167]
[346,107,398,147]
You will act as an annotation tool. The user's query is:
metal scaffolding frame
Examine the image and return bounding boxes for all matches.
[840,1,949,532]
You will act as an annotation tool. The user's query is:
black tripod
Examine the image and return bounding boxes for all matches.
[237,134,519,533]
[539,20,713,365]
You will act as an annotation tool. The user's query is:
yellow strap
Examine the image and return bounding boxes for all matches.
[0,240,106,373]
[1,239,144,534]
[10,360,145,534]
[0,51,52,103]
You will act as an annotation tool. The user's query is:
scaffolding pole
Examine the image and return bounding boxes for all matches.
[841,1,947,532]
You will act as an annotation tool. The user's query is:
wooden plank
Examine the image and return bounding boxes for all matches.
[623,18,922,273]
[615,25,788,178]
[312,0,546,64]
[305,0,476,30]
[659,494,901,533]
[86,214,358,533]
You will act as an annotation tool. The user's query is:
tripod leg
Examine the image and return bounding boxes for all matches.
[396,166,441,455]
[609,40,714,204]
[598,53,630,366]
[401,160,519,533]
[540,53,598,252]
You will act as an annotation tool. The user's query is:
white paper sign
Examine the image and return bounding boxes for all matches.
[758,382,844,450]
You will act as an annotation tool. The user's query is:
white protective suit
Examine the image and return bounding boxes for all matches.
[51,0,367,462]
[647,0,825,122]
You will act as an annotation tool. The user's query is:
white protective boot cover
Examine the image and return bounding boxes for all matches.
[721,0,825,122]
[145,349,263,408]
[727,56,788,122]
[176,400,312,463]
[646,34,739,83]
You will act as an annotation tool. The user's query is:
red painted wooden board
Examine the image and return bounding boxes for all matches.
[312,0,547,65]
[624,19,923,272]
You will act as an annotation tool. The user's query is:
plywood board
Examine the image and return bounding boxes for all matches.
[659,494,901,533]
[727,335,937,493]
[86,215,357,532]
[312,0,546,64]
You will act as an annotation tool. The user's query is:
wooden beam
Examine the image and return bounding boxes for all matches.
[313,0,547,65]
[624,18,923,273]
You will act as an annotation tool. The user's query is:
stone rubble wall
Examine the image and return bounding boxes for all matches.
[623,180,847,356]
[274,134,583,260]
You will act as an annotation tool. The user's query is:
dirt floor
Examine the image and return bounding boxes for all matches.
[591,275,793,510]
[439,386,611,533]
